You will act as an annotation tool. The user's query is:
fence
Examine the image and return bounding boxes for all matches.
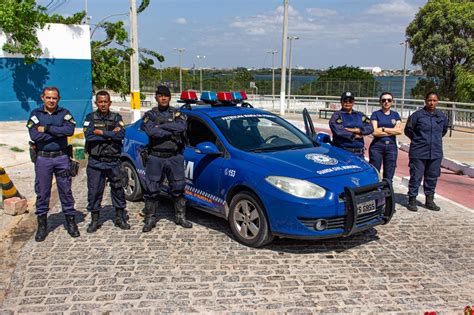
[247,95,474,129]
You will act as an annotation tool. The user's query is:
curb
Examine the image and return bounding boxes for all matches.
[399,142,474,178]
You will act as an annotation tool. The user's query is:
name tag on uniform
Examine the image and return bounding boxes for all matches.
[84,121,90,126]
[31,115,39,124]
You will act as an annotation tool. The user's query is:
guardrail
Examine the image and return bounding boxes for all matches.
[247,95,474,129]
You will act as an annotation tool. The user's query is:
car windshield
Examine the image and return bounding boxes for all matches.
[213,114,314,152]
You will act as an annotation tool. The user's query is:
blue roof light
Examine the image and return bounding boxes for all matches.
[231,91,242,101]
[200,91,217,102]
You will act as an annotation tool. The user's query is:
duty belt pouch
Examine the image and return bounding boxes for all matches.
[69,159,80,177]
[28,141,37,163]
[67,145,73,158]
[139,146,149,165]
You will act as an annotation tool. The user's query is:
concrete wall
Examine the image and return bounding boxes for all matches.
[0,24,92,127]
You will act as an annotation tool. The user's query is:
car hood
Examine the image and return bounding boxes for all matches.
[243,145,371,179]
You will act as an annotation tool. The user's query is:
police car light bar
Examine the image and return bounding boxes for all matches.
[200,91,217,103]
[240,90,248,100]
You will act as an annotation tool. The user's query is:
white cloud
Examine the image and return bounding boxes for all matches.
[366,0,418,17]
[173,18,187,25]
[306,8,337,17]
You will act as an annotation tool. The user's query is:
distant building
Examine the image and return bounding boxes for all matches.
[0,24,92,126]
[360,66,382,75]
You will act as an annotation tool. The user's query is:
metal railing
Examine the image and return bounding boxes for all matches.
[247,95,474,129]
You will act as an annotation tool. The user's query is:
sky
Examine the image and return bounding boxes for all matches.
[38,0,427,70]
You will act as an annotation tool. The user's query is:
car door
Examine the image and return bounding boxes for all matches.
[184,117,226,215]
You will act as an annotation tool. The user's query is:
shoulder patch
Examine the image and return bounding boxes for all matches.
[144,116,149,123]
[31,115,39,124]
[336,118,343,124]
[64,114,72,121]
[27,121,34,129]
[119,121,125,127]
[363,115,370,123]
[174,112,181,118]
[84,121,90,127]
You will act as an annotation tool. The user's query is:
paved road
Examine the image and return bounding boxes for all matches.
[1,168,473,313]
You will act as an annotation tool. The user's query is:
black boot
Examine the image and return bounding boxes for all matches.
[65,215,80,238]
[35,214,48,242]
[142,200,157,233]
[87,211,101,233]
[174,197,192,228]
[407,196,418,212]
[115,208,131,230]
[425,195,440,211]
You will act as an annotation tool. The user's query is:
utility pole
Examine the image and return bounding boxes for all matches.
[279,0,289,116]
[287,36,299,109]
[129,0,140,122]
[401,40,408,116]
[197,55,206,92]
[267,50,278,104]
[174,48,185,93]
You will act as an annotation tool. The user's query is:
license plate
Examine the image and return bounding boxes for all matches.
[357,200,376,215]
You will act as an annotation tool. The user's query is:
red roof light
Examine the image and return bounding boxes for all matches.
[180,90,198,101]
[239,90,248,100]
[217,92,232,101]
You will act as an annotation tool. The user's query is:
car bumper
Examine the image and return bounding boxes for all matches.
[264,179,395,239]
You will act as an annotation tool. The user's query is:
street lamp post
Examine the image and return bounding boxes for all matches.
[279,0,289,116]
[129,0,140,122]
[197,55,206,92]
[287,36,299,110]
[400,40,408,116]
[174,48,185,93]
[267,50,278,106]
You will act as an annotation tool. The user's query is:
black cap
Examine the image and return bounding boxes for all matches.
[156,85,171,96]
[341,91,355,101]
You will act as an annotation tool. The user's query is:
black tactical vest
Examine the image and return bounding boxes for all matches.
[87,112,122,158]
[149,107,183,153]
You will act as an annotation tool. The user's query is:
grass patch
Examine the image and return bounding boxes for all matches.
[10,147,25,152]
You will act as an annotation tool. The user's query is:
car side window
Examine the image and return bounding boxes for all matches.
[187,119,217,147]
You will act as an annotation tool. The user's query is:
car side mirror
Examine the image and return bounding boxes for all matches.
[194,142,223,156]
[315,132,331,144]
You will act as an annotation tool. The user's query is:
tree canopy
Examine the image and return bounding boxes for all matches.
[0,0,164,95]
[406,0,473,101]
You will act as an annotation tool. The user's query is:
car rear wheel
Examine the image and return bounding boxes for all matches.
[229,192,273,247]
[122,160,143,201]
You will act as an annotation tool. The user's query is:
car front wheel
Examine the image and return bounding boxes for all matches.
[121,160,143,201]
[229,192,273,247]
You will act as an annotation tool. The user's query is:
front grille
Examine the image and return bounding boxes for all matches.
[298,207,384,232]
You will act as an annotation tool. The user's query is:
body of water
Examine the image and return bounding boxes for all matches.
[254,74,422,98]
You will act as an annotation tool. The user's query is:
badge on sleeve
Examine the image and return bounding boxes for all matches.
[174,112,181,118]
[336,118,343,124]
[31,115,39,124]
[119,121,125,127]
[363,115,370,123]
[64,114,72,121]
[27,120,34,129]
[84,121,90,127]
[144,116,149,123]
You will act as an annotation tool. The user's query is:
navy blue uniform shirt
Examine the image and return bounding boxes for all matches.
[142,106,187,138]
[370,110,401,144]
[27,106,76,152]
[404,107,448,159]
[329,110,374,149]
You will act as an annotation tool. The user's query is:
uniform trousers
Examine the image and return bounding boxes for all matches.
[408,158,442,197]
[369,141,398,181]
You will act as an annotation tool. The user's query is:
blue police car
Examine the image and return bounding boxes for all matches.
[121,91,395,247]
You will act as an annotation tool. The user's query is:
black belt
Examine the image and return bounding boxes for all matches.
[91,156,120,163]
[150,151,178,158]
[38,150,68,158]
[375,140,396,145]
[342,147,364,153]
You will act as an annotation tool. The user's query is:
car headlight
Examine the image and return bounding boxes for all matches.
[265,176,326,199]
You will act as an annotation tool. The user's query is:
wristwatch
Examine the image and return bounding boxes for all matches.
[382,127,385,132]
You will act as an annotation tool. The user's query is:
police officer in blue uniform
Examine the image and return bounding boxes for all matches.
[141,85,192,232]
[329,92,374,158]
[404,92,448,211]
[27,87,79,242]
[83,90,130,233]
[369,92,402,182]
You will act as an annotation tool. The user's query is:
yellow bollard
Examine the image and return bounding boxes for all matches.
[0,166,21,199]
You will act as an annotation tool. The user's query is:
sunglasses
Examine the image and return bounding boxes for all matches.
[381,98,393,103]
[342,99,354,103]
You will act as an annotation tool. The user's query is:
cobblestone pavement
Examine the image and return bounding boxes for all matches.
[1,169,473,314]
